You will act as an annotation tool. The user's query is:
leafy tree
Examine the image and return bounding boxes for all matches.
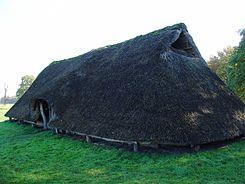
[16,75,35,99]
[227,29,245,101]
[207,46,234,83]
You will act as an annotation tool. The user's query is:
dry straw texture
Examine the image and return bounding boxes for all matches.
[6,23,244,146]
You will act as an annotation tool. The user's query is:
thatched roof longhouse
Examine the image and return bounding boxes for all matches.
[5,23,244,147]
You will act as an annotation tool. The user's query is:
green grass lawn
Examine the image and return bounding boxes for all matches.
[0,104,12,122]
[0,105,244,184]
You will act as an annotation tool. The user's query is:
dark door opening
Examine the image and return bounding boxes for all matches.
[35,99,49,129]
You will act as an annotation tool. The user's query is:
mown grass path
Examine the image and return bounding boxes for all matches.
[0,105,244,183]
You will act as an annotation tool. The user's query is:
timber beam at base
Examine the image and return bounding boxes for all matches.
[8,118,243,153]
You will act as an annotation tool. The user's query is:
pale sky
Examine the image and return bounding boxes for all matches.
[0,0,244,97]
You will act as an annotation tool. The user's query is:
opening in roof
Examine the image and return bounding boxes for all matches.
[171,32,199,58]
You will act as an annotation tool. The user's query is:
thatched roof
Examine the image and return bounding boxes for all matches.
[6,23,244,146]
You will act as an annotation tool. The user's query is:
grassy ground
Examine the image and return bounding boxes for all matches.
[0,105,244,184]
[0,104,12,121]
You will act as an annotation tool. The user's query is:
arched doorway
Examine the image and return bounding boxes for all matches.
[34,99,49,129]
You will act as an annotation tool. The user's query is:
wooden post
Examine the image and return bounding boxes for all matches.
[133,142,138,152]
[191,144,200,152]
[39,103,47,129]
[194,145,200,152]
[86,135,91,143]
[153,143,160,149]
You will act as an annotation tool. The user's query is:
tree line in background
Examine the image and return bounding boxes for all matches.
[0,75,35,104]
[16,75,35,99]
[0,83,17,104]
[207,29,245,101]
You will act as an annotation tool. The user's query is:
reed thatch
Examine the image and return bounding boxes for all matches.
[6,23,244,146]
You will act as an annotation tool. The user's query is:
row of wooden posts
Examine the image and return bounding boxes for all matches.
[14,118,139,152]
[11,117,204,152]
[9,102,203,152]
